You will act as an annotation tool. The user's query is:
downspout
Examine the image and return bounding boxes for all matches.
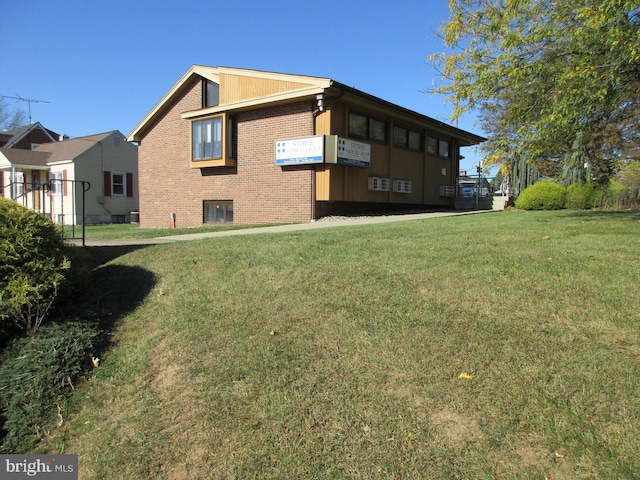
[311,95,325,222]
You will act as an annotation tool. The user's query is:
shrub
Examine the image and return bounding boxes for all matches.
[604,179,633,208]
[0,320,101,453]
[514,181,566,210]
[565,182,603,209]
[0,199,70,338]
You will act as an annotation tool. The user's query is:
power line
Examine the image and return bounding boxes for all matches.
[1,94,51,124]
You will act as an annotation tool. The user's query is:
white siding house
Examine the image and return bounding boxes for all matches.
[0,131,138,224]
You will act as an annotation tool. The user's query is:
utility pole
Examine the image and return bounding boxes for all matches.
[1,94,51,124]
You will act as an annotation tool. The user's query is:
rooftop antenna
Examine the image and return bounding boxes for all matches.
[1,94,51,124]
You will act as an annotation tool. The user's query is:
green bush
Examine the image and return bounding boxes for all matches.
[565,182,602,209]
[602,179,630,208]
[0,320,101,453]
[0,199,70,338]
[514,181,566,210]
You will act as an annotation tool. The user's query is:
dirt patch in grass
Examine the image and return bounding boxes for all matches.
[149,338,212,479]
[430,408,483,445]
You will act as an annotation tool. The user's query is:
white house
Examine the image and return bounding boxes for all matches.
[0,130,138,224]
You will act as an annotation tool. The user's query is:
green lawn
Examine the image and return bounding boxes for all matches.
[44,210,639,479]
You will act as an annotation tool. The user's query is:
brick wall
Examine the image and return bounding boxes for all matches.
[137,79,316,227]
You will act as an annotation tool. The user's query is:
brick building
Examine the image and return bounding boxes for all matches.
[127,65,485,227]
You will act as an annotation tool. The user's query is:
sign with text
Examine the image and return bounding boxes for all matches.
[1,455,78,479]
[275,136,325,165]
[325,137,371,167]
[276,136,372,167]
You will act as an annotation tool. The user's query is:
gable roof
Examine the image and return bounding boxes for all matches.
[0,122,59,148]
[127,65,486,146]
[128,65,332,142]
[35,131,116,163]
[0,131,128,169]
[0,147,51,169]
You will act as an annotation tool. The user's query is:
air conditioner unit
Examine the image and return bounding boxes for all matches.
[368,177,390,192]
[439,185,455,197]
[393,179,412,193]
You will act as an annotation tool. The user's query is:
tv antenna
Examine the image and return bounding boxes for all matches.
[1,94,51,124]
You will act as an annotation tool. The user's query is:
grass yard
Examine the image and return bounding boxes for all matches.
[42,210,639,479]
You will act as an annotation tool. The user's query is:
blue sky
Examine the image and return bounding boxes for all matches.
[1,0,484,172]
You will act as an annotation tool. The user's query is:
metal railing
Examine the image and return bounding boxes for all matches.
[2,179,91,246]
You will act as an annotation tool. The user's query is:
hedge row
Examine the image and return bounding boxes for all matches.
[514,180,628,210]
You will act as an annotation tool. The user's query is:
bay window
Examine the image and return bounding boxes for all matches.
[190,114,236,168]
[192,116,223,160]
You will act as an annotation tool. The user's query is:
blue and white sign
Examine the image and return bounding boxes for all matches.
[275,136,325,165]
[337,138,371,167]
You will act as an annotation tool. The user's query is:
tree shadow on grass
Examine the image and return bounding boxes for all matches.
[562,209,640,221]
[64,245,158,349]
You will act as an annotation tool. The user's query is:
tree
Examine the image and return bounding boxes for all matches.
[0,98,27,130]
[430,0,640,184]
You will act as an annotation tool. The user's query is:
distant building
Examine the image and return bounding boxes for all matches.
[0,122,60,150]
[0,130,138,224]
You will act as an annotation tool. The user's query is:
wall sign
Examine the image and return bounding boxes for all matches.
[275,136,325,165]
[275,136,372,167]
[336,138,371,167]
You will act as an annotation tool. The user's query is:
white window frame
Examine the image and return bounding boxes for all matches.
[13,171,24,198]
[111,171,126,197]
[50,171,63,196]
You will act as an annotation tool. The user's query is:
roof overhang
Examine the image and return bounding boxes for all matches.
[0,164,50,171]
[127,65,485,147]
[127,65,332,142]
[181,85,327,119]
[329,82,486,146]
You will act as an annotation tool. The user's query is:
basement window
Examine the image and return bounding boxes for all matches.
[204,200,233,223]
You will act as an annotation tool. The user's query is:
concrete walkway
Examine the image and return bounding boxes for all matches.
[70,210,494,247]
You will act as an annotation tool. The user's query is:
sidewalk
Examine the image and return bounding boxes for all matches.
[68,210,493,247]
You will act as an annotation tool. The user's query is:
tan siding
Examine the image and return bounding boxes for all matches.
[73,132,139,219]
[220,73,314,104]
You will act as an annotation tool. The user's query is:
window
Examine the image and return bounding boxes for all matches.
[111,172,126,196]
[427,136,438,155]
[393,126,408,147]
[408,130,422,150]
[13,172,24,197]
[349,112,387,142]
[104,171,133,197]
[438,140,450,158]
[204,201,233,223]
[192,117,223,160]
[50,171,63,196]
[369,118,387,142]
[204,80,219,108]
[349,113,368,137]
[426,136,451,158]
[227,116,236,159]
[394,126,423,151]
